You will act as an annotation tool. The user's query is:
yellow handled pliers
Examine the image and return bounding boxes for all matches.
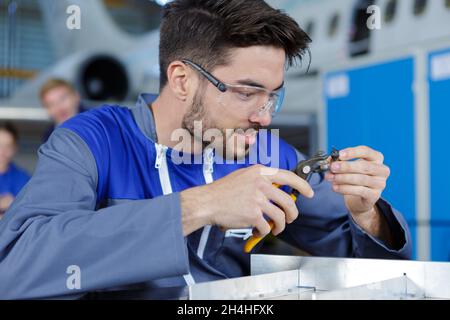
[244,148,340,253]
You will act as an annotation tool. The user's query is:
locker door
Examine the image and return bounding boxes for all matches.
[429,48,450,261]
[325,57,416,257]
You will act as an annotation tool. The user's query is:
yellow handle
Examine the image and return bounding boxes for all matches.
[244,221,274,253]
[244,185,297,253]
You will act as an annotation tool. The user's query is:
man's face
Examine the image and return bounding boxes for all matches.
[0,130,16,168]
[41,86,80,125]
[182,46,285,160]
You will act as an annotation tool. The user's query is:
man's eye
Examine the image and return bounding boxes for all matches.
[237,91,255,100]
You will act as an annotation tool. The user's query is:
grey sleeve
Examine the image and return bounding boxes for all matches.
[279,149,412,259]
[0,128,189,299]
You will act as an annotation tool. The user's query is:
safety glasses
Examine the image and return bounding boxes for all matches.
[182,59,285,117]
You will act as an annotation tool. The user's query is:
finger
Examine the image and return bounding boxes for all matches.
[262,184,299,224]
[260,201,286,235]
[331,160,390,177]
[326,173,386,189]
[252,217,272,238]
[332,184,380,203]
[261,167,314,198]
[339,146,384,164]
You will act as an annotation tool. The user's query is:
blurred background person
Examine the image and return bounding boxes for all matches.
[39,78,87,142]
[0,122,30,219]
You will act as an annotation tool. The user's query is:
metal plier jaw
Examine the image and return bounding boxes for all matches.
[290,148,340,199]
[294,147,340,181]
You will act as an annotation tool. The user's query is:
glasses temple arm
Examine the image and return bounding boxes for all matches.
[182,59,227,92]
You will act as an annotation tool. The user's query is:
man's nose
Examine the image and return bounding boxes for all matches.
[249,110,272,127]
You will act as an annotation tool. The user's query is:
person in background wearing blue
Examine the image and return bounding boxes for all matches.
[39,78,87,143]
[0,122,30,219]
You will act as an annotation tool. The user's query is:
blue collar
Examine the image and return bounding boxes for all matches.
[129,93,159,142]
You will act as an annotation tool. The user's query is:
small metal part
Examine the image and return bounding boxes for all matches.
[294,147,340,182]
[330,147,340,161]
[290,147,341,199]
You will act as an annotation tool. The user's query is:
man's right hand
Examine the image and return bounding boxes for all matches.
[180,165,314,237]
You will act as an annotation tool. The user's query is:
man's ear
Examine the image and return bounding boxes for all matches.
[166,61,195,101]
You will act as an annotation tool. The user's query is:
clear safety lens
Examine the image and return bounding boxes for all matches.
[219,85,285,117]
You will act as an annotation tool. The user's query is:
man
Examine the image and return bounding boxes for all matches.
[0,123,30,219]
[0,0,411,299]
[39,78,86,142]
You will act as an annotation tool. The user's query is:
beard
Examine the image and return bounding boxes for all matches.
[181,89,261,160]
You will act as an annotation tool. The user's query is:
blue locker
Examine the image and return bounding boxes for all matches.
[325,57,417,258]
[429,48,450,262]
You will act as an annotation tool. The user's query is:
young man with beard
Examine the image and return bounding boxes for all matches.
[0,0,411,299]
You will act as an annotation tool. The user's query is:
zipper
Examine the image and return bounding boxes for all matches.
[203,147,214,181]
[154,143,167,170]
[196,148,215,259]
[154,142,195,285]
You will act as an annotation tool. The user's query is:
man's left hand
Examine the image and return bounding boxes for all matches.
[325,146,391,238]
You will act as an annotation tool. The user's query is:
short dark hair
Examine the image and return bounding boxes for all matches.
[0,122,19,144]
[159,0,311,89]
